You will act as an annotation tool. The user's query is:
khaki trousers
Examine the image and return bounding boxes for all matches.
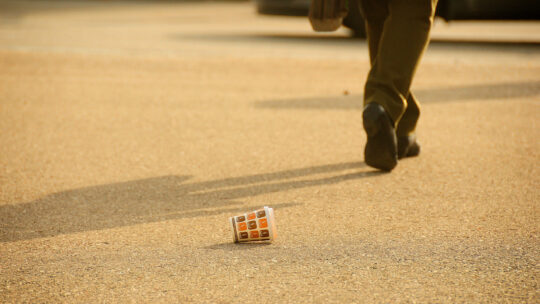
[358,0,438,137]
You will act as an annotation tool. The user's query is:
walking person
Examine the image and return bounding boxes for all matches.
[358,0,438,171]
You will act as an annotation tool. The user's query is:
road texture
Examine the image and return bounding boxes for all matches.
[1,1,539,302]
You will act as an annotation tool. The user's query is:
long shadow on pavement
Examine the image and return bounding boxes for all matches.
[255,81,540,110]
[1,161,380,243]
[177,32,540,49]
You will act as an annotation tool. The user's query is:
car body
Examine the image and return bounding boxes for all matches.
[255,0,540,37]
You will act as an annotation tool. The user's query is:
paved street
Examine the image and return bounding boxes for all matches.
[1,1,539,302]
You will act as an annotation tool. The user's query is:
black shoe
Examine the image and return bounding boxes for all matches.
[397,135,421,159]
[363,103,398,171]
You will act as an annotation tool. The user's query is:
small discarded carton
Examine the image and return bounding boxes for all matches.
[230,206,276,243]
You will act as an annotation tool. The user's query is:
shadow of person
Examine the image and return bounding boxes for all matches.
[1,161,380,243]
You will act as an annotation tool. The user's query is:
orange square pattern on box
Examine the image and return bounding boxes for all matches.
[247,213,256,220]
[238,222,247,231]
[259,218,268,228]
[250,231,259,238]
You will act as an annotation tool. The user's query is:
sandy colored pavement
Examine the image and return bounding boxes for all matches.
[1,1,539,302]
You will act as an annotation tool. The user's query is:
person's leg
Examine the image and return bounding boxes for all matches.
[397,93,420,136]
[396,92,421,158]
[358,0,398,171]
[364,0,437,124]
[357,0,389,65]
[362,0,437,170]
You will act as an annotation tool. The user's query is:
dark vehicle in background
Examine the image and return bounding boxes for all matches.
[255,0,540,37]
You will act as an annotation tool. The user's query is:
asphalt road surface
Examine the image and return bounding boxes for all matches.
[1,1,539,302]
